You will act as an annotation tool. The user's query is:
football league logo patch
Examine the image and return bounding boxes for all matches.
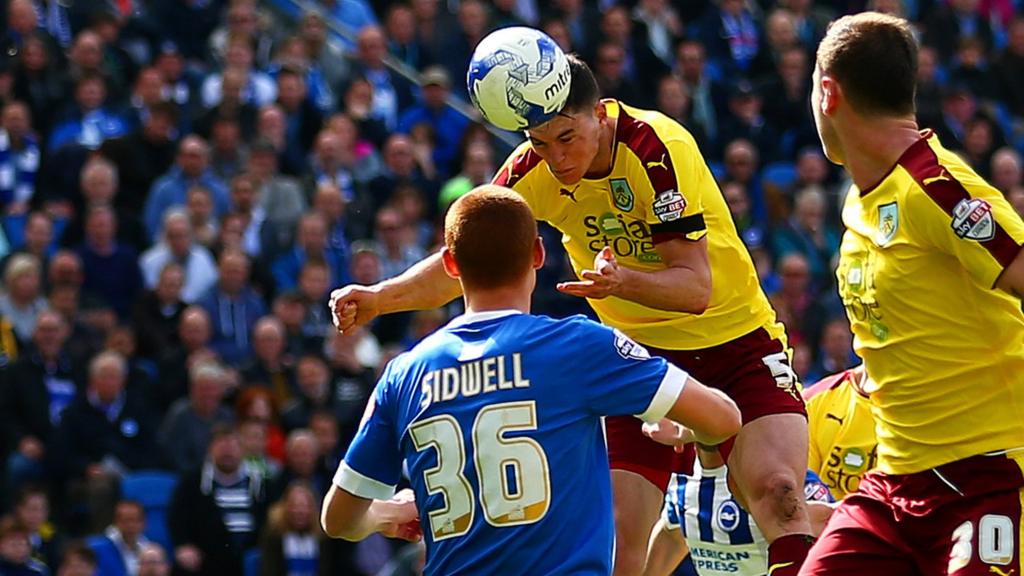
[652,190,686,223]
[610,178,634,212]
[951,198,995,241]
[876,202,899,246]
[613,329,650,360]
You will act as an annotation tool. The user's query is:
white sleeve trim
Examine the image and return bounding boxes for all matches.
[637,364,688,422]
[333,461,396,501]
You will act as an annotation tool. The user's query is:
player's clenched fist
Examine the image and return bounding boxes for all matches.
[557,246,623,299]
[330,285,382,333]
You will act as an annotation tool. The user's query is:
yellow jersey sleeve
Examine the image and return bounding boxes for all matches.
[901,141,1024,288]
[492,142,553,221]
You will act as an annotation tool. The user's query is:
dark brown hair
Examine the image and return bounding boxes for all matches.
[816,12,918,116]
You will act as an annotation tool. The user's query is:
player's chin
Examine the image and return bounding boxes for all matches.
[551,167,582,185]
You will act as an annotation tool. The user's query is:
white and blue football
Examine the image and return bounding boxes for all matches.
[466,27,572,131]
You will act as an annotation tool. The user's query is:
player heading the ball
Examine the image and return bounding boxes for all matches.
[321,186,741,575]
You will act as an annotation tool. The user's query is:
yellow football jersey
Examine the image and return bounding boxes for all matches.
[493,100,779,350]
[837,130,1024,475]
[804,368,877,499]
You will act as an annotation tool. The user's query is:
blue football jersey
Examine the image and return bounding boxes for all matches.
[335,310,687,575]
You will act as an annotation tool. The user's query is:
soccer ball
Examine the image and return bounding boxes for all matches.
[466,27,572,131]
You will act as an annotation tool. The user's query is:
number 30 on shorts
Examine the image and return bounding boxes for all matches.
[409,401,552,540]
[950,514,1015,570]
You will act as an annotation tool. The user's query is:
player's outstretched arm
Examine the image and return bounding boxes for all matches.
[330,251,463,332]
[557,238,711,314]
[321,485,422,542]
[663,376,741,447]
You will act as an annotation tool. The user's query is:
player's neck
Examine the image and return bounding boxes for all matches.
[462,284,533,316]
[840,116,921,191]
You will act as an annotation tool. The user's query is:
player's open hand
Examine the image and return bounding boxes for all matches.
[557,246,623,299]
[642,419,694,453]
[380,488,423,542]
[330,285,381,333]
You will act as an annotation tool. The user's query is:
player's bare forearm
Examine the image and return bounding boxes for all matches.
[379,252,463,313]
[322,486,420,542]
[615,264,711,314]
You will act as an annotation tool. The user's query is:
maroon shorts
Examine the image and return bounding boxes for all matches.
[606,326,807,491]
[801,452,1024,576]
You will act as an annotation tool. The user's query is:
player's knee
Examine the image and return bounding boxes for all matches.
[749,471,805,523]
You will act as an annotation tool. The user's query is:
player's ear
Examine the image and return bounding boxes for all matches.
[594,100,607,122]
[532,236,545,270]
[440,247,461,280]
[820,75,839,116]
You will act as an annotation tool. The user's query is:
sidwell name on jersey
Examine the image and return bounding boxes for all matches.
[420,354,531,408]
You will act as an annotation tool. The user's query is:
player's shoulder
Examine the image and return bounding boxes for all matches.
[802,368,858,403]
[493,140,546,189]
[896,130,998,205]
[614,101,698,158]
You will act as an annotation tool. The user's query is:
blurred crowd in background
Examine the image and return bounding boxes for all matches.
[0,0,1022,574]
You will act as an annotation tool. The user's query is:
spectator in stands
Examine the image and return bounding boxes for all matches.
[195,68,259,141]
[339,77,389,150]
[750,9,802,82]
[275,66,324,167]
[312,182,352,260]
[992,147,1023,194]
[168,423,267,576]
[246,140,307,257]
[387,3,433,71]
[937,84,978,150]
[811,317,857,383]
[309,410,343,476]
[772,186,840,292]
[0,101,39,215]
[761,47,814,150]
[186,187,219,249]
[199,249,265,366]
[366,134,437,217]
[154,42,200,122]
[126,67,169,132]
[52,351,162,531]
[299,13,351,90]
[675,40,723,152]
[12,487,63,570]
[320,0,379,46]
[915,46,944,127]
[719,80,781,162]
[280,355,335,431]
[351,26,416,131]
[397,67,468,179]
[272,291,313,358]
[200,37,276,110]
[234,387,286,464]
[141,210,218,305]
[769,253,831,352]
[97,102,179,215]
[0,516,48,576]
[48,74,129,153]
[308,131,361,206]
[780,0,831,49]
[722,180,766,252]
[56,542,97,576]
[225,174,265,259]
[0,255,47,344]
[60,157,146,251]
[593,42,642,105]
[323,328,377,444]
[137,544,170,576]
[208,1,275,70]
[144,136,229,241]
[241,317,297,409]
[994,17,1024,115]
[206,116,248,183]
[155,307,213,411]
[273,212,349,291]
[2,310,79,499]
[1,212,53,283]
[258,480,362,575]
[132,263,186,362]
[925,0,993,61]
[238,419,280,486]
[439,141,494,212]
[159,359,233,475]
[1009,186,1024,218]
[10,33,64,140]
[88,500,149,576]
[374,207,426,281]
[949,38,999,103]
[697,0,761,77]
[268,429,327,502]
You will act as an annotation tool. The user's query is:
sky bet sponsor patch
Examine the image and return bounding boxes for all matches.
[951,198,995,241]
[652,190,686,222]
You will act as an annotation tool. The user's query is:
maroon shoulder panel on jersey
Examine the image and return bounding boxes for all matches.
[898,134,1020,268]
[492,147,543,189]
[616,107,678,195]
[802,369,856,402]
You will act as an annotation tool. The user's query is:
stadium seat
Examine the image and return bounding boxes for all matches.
[244,549,261,576]
[120,470,178,554]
